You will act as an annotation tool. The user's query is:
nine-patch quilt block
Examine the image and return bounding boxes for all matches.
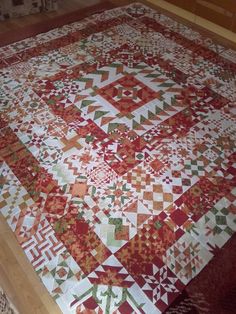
[0,2,236,313]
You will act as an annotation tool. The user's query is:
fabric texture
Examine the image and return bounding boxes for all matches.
[0,2,236,313]
[0,288,18,314]
[0,0,58,20]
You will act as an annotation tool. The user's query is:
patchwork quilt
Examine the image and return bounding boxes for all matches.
[0,2,236,313]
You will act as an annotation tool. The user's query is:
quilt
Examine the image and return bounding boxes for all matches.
[0,2,236,313]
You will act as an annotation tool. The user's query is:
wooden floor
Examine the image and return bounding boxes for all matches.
[0,1,235,314]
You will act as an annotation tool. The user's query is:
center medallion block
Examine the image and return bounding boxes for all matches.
[97,73,158,116]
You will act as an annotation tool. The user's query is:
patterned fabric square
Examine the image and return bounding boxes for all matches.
[37,251,84,300]
[163,233,213,285]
